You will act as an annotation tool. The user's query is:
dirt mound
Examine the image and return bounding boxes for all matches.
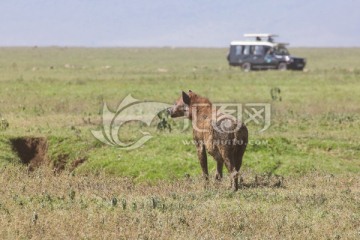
[10,137,87,172]
[53,154,69,173]
[70,158,87,171]
[10,137,48,171]
[53,155,86,173]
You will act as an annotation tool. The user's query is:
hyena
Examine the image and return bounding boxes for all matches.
[168,91,248,191]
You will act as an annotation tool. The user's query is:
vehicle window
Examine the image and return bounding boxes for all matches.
[250,46,256,55]
[264,47,272,54]
[254,46,264,55]
[243,45,251,55]
[274,47,290,55]
[235,45,242,56]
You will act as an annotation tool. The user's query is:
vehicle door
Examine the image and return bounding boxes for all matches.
[241,45,253,63]
[263,47,279,69]
[228,45,243,65]
[250,45,267,68]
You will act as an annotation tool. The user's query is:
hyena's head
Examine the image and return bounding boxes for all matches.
[167,91,192,118]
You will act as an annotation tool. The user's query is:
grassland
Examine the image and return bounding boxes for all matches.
[1,166,359,239]
[0,47,359,239]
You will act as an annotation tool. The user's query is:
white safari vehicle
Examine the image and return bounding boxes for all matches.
[227,34,306,71]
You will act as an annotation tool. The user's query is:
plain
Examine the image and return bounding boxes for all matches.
[0,47,359,239]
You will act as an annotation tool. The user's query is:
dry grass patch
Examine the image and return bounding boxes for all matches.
[0,166,359,239]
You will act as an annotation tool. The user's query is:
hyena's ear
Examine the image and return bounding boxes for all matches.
[182,91,190,105]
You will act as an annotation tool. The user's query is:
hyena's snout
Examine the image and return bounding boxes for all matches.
[167,105,185,118]
[166,107,173,116]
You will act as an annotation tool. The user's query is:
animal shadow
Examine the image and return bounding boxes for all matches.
[240,173,285,189]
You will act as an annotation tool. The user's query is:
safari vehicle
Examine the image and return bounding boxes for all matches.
[227,34,306,71]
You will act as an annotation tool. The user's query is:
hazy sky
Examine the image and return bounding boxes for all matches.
[0,0,359,47]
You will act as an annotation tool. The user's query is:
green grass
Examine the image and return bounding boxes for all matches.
[0,47,360,181]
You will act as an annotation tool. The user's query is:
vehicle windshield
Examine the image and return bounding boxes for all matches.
[274,46,290,56]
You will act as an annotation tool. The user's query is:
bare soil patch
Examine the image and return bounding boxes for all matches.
[10,137,87,172]
[10,137,48,171]
[70,157,87,171]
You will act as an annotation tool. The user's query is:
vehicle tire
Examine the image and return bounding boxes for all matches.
[242,62,251,72]
[278,62,287,71]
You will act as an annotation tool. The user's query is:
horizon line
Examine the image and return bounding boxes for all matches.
[0,45,359,49]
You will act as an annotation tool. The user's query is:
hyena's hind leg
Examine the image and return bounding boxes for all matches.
[233,145,247,190]
[215,160,224,181]
[212,152,224,181]
[220,154,239,191]
[233,124,248,190]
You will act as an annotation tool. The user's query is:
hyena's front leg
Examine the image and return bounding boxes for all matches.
[196,143,208,180]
